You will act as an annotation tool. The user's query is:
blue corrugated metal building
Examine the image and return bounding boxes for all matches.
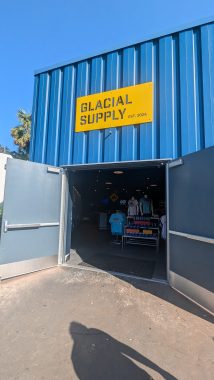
[1,17,213,315]
[30,18,214,165]
[27,17,214,314]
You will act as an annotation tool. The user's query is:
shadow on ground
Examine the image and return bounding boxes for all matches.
[69,322,177,380]
[69,224,214,324]
[116,275,214,324]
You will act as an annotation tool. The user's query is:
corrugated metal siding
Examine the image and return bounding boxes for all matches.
[30,21,214,165]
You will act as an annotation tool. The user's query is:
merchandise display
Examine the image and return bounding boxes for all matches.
[139,194,153,215]
[128,196,139,216]
[108,190,160,250]
[122,216,160,250]
[109,211,126,236]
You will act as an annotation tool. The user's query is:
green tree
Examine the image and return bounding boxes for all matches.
[0,144,11,154]
[11,109,31,156]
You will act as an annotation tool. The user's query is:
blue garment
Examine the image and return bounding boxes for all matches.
[139,197,152,214]
[109,213,126,236]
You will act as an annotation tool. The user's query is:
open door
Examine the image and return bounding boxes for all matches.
[168,146,214,314]
[0,159,66,279]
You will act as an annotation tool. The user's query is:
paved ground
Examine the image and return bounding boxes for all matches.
[0,266,213,380]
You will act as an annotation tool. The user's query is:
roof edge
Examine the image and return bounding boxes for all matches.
[34,15,214,75]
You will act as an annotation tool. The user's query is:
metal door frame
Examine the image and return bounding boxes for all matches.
[61,158,171,272]
[166,163,170,282]
[61,158,170,171]
[58,169,69,264]
[166,159,183,283]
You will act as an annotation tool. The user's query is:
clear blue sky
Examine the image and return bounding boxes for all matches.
[1,0,214,150]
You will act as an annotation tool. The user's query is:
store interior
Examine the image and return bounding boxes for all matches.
[67,164,167,281]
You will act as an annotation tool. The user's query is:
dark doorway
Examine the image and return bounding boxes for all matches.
[67,164,167,281]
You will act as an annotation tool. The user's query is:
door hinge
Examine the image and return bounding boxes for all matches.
[168,158,183,168]
[47,166,60,174]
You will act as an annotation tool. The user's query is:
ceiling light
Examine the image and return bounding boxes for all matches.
[113,171,124,175]
[136,189,141,192]
[106,187,110,190]
[150,184,158,187]
[105,182,112,185]
[146,177,150,180]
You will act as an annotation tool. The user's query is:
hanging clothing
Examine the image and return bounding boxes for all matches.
[139,197,153,215]
[160,215,167,240]
[128,199,139,216]
[109,212,126,235]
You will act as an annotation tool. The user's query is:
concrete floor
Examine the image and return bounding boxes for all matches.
[0,266,213,380]
[70,223,167,280]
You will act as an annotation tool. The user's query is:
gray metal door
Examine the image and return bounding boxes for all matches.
[0,159,63,279]
[168,146,214,314]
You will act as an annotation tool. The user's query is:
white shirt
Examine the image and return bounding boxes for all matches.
[160,215,167,240]
[128,199,139,216]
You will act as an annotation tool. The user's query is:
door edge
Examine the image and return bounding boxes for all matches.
[170,271,214,316]
[166,163,170,282]
[58,170,69,265]
[0,255,58,280]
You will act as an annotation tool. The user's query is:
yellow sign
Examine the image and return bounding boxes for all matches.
[75,82,153,132]
[110,193,119,202]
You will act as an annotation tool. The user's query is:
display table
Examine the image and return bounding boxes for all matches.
[122,216,160,251]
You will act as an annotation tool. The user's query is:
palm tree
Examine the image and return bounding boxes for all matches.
[11,109,31,155]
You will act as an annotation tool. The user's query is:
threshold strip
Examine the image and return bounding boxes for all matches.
[62,263,168,285]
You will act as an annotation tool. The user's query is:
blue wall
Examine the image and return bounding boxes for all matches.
[30,21,214,166]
